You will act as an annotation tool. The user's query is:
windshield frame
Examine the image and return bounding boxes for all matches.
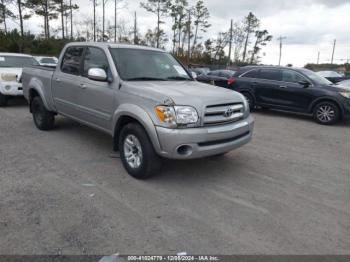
[109,47,193,82]
[0,55,39,68]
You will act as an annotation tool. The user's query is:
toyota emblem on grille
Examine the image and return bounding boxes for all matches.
[223,106,235,117]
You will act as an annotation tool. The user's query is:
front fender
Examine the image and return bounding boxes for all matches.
[112,104,162,153]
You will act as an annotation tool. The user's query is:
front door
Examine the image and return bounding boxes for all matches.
[274,69,315,112]
[74,46,115,131]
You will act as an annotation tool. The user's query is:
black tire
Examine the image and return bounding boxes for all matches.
[119,123,161,179]
[0,93,8,107]
[31,96,55,130]
[313,101,340,125]
[242,92,255,111]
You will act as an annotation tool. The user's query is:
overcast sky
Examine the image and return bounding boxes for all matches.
[10,0,350,66]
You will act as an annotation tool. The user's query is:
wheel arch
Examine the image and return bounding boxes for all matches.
[309,97,344,119]
[112,105,161,153]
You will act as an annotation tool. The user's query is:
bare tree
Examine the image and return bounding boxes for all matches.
[242,12,260,62]
[140,0,170,48]
[113,0,126,42]
[250,29,272,63]
[90,0,98,41]
[191,0,210,57]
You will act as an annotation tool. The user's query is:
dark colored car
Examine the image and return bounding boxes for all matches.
[196,70,236,88]
[316,71,350,84]
[230,66,350,125]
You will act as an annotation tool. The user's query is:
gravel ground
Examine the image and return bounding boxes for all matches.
[0,98,349,255]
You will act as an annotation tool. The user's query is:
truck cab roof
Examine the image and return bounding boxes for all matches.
[65,42,166,53]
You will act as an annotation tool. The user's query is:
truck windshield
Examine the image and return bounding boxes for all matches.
[0,56,39,68]
[110,48,192,81]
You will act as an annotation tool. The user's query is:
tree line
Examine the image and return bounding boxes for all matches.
[0,0,273,65]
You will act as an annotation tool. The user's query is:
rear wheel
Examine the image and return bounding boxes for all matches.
[242,92,255,111]
[313,101,340,125]
[119,123,161,179]
[31,96,55,130]
[0,93,8,107]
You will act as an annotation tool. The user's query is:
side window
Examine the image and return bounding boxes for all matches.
[61,46,84,75]
[282,70,307,84]
[241,69,260,78]
[83,47,109,77]
[260,69,282,81]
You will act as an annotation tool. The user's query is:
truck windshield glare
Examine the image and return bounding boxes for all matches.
[110,48,192,81]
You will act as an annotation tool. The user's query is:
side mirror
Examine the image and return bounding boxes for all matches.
[191,71,197,79]
[298,80,311,88]
[88,68,108,82]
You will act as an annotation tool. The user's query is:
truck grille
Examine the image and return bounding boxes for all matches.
[203,103,244,126]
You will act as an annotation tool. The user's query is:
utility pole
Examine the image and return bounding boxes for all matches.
[331,39,336,64]
[187,9,191,65]
[227,19,233,66]
[277,36,287,66]
[317,51,320,64]
[133,11,137,45]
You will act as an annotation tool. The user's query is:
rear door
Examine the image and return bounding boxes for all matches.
[254,68,283,106]
[75,46,115,131]
[52,46,84,117]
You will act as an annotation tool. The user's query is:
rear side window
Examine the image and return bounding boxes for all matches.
[260,69,282,81]
[240,69,260,78]
[83,47,109,76]
[61,46,84,75]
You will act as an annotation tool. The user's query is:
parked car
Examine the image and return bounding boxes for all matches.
[196,70,236,88]
[337,79,350,87]
[191,67,210,76]
[230,66,350,125]
[22,43,254,179]
[0,52,39,106]
[316,70,350,84]
[34,56,58,67]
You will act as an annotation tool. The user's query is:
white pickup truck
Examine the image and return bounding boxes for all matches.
[0,52,40,106]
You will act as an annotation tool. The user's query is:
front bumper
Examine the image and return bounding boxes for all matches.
[156,115,254,159]
[0,82,23,96]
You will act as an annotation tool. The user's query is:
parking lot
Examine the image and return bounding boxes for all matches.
[0,98,349,255]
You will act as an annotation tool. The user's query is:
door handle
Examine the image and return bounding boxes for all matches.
[279,85,287,89]
[80,83,87,89]
[251,82,257,86]
[54,78,61,82]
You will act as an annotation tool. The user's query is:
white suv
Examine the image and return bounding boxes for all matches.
[0,53,39,106]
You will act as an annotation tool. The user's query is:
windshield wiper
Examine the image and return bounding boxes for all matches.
[166,76,191,81]
[126,77,167,81]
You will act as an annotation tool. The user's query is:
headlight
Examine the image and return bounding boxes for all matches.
[340,92,350,99]
[155,105,198,127]
[174,106,198,124]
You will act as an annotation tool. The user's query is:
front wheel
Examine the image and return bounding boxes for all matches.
[119,123,161,179]
[0,93,8,107]
[313,101,340,125]
[31,96,55,130]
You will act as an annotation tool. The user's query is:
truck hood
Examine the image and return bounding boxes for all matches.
[0,68,22,82]
[123,80,244,108]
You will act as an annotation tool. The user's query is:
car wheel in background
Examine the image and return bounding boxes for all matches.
[31,96,55,130]
[242,92,255,111]
[0,93,8,107]
[313,101,340,125]
[119,123,161,179]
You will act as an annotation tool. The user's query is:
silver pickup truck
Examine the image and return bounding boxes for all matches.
[22,42,254,179]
